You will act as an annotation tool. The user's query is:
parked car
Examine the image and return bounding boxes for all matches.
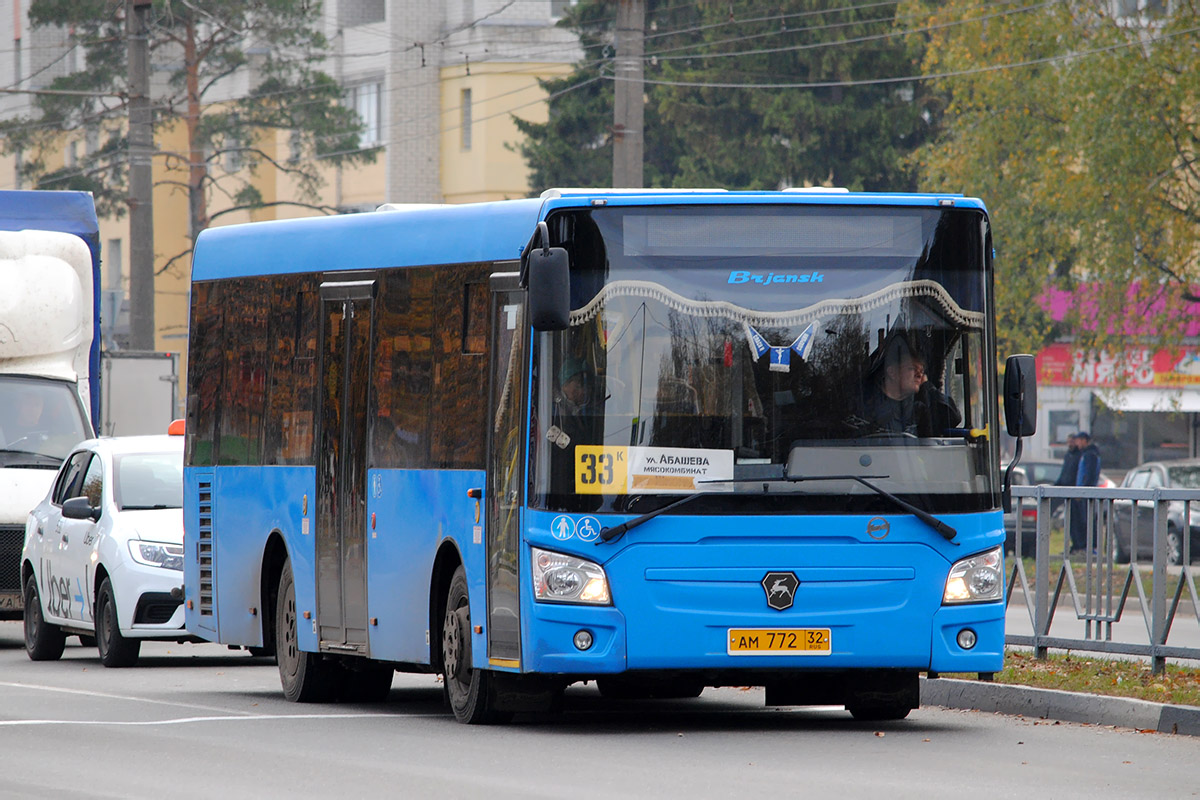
[21,431,187,666]
[1018,460,1063,486]
[1013,457,1116,488]
[1111,459,1200,565]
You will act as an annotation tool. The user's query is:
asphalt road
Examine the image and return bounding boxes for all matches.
[1,621,1198,800]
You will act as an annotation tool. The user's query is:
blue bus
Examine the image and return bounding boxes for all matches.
[183,189,1036,723]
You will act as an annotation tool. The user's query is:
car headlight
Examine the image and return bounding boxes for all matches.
[531,547,611,605]
[942,546,1003,604]
[128,540,184,571]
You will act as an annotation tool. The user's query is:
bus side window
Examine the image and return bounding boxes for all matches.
[462,281,487,355]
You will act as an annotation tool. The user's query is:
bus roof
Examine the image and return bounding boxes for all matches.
[190,190,987,281]
[0,190,99,237]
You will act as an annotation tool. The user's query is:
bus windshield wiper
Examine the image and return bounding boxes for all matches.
[597,473,956,544]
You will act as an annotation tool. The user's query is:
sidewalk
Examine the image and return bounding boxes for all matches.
[920,676,1200,735]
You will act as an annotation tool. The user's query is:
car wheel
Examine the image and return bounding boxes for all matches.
[1113,533,1131,564]
[23,574,65,661]
[95,577,141,667]
[1166,526,1183,567]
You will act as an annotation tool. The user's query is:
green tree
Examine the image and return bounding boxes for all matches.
[908,0,1200,359]
[518,0,942,192]
[515,0,684,190]
[1,0,376,267]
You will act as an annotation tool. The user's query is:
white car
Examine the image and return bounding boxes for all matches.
[21,432,187,667]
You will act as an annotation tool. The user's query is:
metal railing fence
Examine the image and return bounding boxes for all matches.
[1006,484,1200,674]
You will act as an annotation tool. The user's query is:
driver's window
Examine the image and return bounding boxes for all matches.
[53,452,89,505]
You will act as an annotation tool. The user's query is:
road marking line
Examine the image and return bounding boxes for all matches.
[0,713,444,727]
[0,680,259,716]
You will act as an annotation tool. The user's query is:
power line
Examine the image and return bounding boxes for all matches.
[645,1,1052,62]
[607,22,1200,90]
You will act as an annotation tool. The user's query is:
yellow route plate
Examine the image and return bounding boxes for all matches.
[574,445,628,494]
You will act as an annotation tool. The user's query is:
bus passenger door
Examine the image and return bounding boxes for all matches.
[485,273,526,664]
[316,279,375,655]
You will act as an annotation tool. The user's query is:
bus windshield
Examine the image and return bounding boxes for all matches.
[530,204,1000,516]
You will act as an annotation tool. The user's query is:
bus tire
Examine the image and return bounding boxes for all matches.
[846,670,917,721]
[441,565,510,724]
[276,558,333,703]
[846,702,913,722]
[337,661,394,703]
[95,577,141,667]
[23,574,65,661]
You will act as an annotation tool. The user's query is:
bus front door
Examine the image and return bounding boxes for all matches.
[315,279,376,655]
[485,274,525,665]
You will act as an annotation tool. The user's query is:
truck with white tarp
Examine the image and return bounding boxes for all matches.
[0,190,100,618]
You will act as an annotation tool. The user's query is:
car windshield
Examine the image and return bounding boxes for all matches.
[0,376,91,460]
[115,452,183,509]
[1167,466,1200,489]
[530,204,1000,516]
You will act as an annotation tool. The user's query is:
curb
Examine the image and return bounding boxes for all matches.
[919,677,1200,736]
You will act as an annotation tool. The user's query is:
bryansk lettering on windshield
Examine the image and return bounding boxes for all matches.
[728,270,823,285]
[575,446,734,495]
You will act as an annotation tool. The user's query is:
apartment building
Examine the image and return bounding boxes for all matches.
[0,0,581,355]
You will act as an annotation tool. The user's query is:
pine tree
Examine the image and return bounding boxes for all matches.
[1,0,376,263]
[517,0,941,192]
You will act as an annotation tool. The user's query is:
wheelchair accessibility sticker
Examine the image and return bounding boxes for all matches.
[550,514,602,542]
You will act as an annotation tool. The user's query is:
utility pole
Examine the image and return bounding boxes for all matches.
[612,0,645,188]
[127,0,155,350]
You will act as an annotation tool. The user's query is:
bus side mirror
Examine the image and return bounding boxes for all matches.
[1003,354,1037,438]
[524,221,570,331]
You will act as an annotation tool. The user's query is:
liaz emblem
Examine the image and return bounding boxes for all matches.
[761,571,799,611]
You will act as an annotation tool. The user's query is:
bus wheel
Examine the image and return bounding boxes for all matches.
[95,578,141,667]
[338,662,394,703]
[846,702,912,722]
[441,565,510,724]
[846,671,917,721]
[23,574,65,661]
[276,559,333,703]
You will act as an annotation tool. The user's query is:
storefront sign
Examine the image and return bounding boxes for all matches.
[1036,344,1200,388]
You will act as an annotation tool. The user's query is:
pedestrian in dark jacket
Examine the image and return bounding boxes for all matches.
[1055,434,1081,487]
[1052,433,1081,517]
[1075,433,1101,487]
[1069,432,1102,552]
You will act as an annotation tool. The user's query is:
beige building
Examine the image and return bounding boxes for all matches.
[0,0,580,382]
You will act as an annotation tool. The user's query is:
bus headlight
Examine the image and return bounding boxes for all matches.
[531,547,611,605]
[942,546,1003,604]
